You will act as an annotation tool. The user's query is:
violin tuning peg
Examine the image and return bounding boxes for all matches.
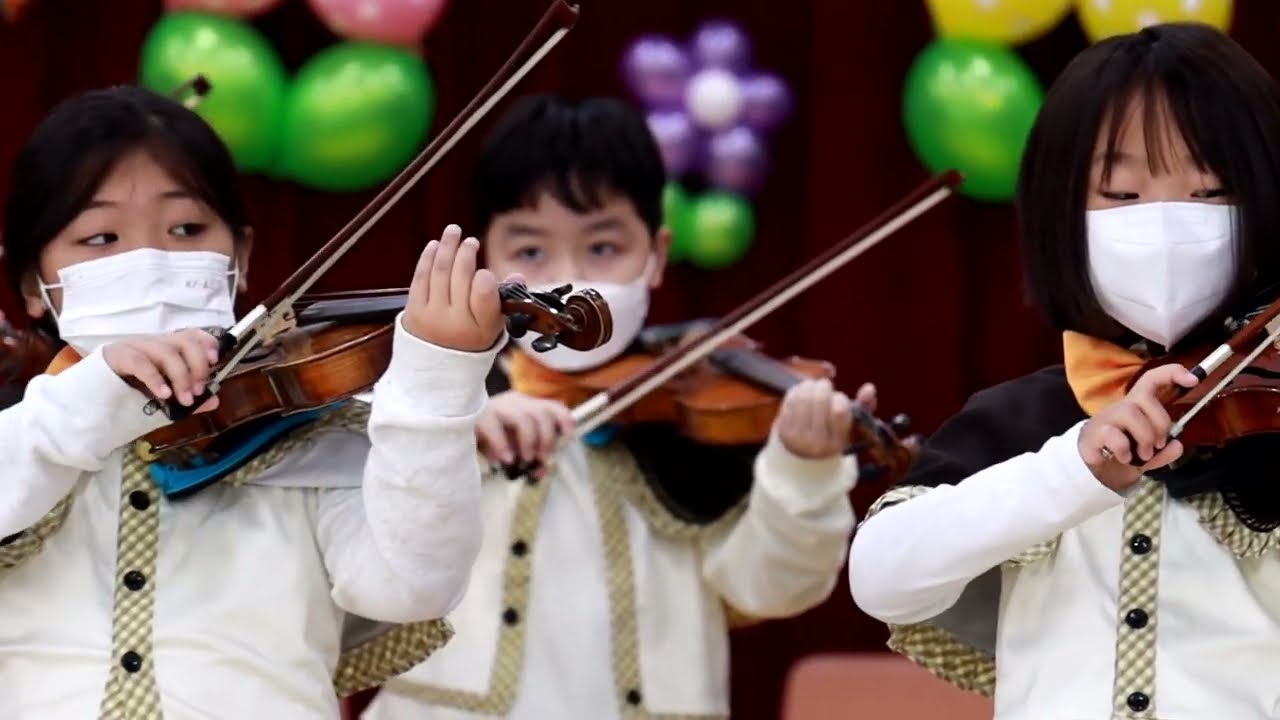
[551,283,573,298]
[531,334,559,353]
[507,314,532,339]
[890,413,912,436]
[857,462,885,483]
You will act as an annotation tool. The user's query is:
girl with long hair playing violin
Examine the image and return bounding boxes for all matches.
[0,85,508,718]
[362,94,867,719]
[849,22,1280,719]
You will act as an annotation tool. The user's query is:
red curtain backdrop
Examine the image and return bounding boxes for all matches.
[3,1,1278,716]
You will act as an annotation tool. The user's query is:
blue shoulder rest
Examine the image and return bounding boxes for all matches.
[148,403,342,499]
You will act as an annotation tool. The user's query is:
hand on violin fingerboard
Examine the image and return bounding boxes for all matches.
[773,378,863,460]
[104,330,222,414]
[403,224,517,352]
[476,390,574,468]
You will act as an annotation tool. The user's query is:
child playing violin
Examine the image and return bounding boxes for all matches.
[849,22,1280,719]
[0,85,506,718]
[362,94,867,719]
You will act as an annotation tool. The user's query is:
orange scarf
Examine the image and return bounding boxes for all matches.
[44,346,81,377]
[506,350,574,399]
[1061,330,1146,416]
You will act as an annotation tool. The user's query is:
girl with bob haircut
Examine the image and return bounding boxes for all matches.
[849,22,1280,719]
[0,85,508,718]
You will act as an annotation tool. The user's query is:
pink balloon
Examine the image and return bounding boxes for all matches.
[307,0,449,46]
[163,0,284,16]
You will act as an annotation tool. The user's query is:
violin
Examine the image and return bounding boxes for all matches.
[528,320,918,482]
[509,171,964,484]
[1121,291,1280,463]
[137,283,609,459]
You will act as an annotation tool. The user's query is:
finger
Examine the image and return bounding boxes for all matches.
[451,236,479,309]
[502,272,527,286]
[806,379,833,434]
[1132,363,1200,398]
[1128,391,1174,450]
[189,328,221,364]
[469,268,500,329]
[137,340,195,406]
[506,411,540,463]
[1109,403,1157,461]
[1142,438,1185,471]
[829,391,854,440]
[477,415,513,464]
[193,395,220,415]
[530,406,561,459]
[551,403,576,439]
[120,347,172,400]
[408,240,439,309]
[174,331,213,394]
[854,382,877,414]
[430,224,462,308]
[1096,424,1134,465]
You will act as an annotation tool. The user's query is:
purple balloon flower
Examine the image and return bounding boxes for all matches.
[647,110,700,176]
[704,125,767,195]
[622,35,691,108]
[689,19,751,73]
[739,72,793,132]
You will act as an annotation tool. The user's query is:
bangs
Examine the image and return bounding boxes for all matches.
[1097,81,1215,183]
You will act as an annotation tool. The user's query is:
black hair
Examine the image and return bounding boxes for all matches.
[471,94,665,236]
[1016,22,1280,345]
[2,85,249,315]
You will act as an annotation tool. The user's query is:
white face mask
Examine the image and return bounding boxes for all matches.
[1086,201,1237,348]
[515,258,654,372]
[40,247,239,356]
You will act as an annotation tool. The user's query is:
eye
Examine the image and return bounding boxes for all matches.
[1099,190,1139,201]
[78,232,118,247]
[587,240,621,257]
[171,222,207,238]
[1192,188,1229,199]
[511,246,543,262]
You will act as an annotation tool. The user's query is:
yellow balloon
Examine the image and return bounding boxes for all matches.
[1075,0,1233,42]
[926,0,1073,45]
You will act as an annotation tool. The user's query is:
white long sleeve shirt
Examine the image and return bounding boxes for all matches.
[849,367,1280,720]
[364,430,859,719]
[0,315,499,719]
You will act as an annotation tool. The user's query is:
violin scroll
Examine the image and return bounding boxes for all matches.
[500,283,612,352]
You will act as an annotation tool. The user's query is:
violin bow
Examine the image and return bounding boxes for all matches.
[570,170,963,439]
[149,0,581,420]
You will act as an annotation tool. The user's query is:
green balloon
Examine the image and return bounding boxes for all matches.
[662,182,694,262]
[138,12,288,173]
[685,192,755,270]
[277,43,435,193]
[902,38,1043,202]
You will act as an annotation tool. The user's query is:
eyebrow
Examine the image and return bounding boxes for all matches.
[583,216,626,233]
[85,189,194,209]
[500,222,551,238]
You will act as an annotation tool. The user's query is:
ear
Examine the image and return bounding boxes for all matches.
[648,226,672,289]
[20,271,48,320]
[234,227,254,294]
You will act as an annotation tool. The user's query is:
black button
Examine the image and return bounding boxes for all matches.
[1129,534,1152,554]
[502,607,519,625]
[123,571,146,591]
[1125,608,1149,629]
[511,540,528,557]
[121,651,143,673]
[625,689,642,705]
[128,491,151,511]
[1127,692,1150,712]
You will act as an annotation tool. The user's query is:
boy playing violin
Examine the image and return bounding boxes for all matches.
[362,95,867,719]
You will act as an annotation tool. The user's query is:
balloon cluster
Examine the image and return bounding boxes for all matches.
[138,0,445,193]
[904,0,1233,203]
[622,19,792,269]
[1,0,32,22]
